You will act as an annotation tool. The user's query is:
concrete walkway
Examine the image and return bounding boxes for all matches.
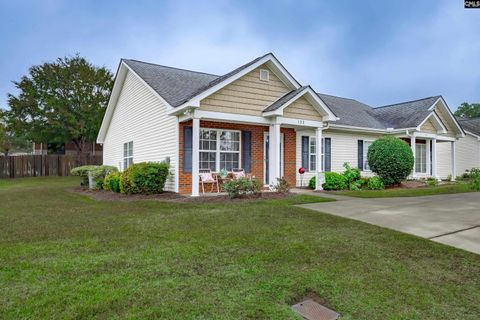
[295,190,480,254]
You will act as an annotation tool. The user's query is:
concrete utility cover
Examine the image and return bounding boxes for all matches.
[298,192,480,254]
[292,300,340,320]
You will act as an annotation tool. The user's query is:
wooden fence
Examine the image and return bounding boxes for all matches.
[0,155,102,179]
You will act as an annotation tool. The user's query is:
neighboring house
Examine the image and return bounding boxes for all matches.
[33,141,102,156]
[97,53,467,195]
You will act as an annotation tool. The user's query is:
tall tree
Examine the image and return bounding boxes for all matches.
[0,120,31,156]
[3,55,113,160]
[454,102,480,119]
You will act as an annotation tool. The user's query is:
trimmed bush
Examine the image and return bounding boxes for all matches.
[322,172,348,190]
[343,162,361,185]
[367,136,414,186]
[104,172,121,192]
[367,176,385,190]
[71,165,118,189]
[425,178,439,187]
[120,162,169,194]
[308,176,316,189]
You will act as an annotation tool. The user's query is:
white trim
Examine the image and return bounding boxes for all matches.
[428,97,465,137]
[315,128,323,190]
[264,132,284,185]
[191,118,200,196]
[329,124,415,134]
[175,118,180,193]
[198,128,242,172]
[431,138,438,180]
[451,140,457,181]
[168,54,301,116]
[259,69,270,81]
[276,117,323,128]
[195,110,270,125]
[262,86,337,122]
[363,140,374,172]
[411,135,416,178]
[465,130,480,140]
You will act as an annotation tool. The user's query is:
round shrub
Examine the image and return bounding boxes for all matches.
[104,172,121,192]
[308,176,316,189]
[367,176,385,190]
[223,178,252,198]
[367,137,414,186]
[120,162,170,194]
[71,165,118,188]
[322,172,348,190]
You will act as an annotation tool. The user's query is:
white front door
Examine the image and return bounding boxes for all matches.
[264,132,284,185]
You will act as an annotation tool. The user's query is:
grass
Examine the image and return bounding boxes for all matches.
[1,177,479,319]
[336,181,477,198]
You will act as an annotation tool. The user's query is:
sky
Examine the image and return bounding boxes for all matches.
[0,0,479,111]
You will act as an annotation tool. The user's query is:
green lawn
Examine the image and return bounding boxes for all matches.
[336,182,477,198]
[1,177,479,319]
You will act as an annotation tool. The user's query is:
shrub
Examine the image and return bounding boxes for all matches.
[308,176,316,189]
[463,168,480,180]
[71,165,118,189]
[272,177,290,193]
[104,172,121,192]
[367,136,414,186]
[367,176,385,190]
[471,175,480,191]
[343,162,361,184]
[251,178,264,195]
[120,162,169,194]
[322,172,348,190]
[223,178,252,198]
[425,178,439,187]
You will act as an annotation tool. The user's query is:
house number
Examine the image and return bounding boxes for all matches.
[298,120,305,125]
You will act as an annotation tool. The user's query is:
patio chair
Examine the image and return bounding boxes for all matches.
[199,169,220,194]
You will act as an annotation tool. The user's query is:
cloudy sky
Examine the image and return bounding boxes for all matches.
[1,0,479,110]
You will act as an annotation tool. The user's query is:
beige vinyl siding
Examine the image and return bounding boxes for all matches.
[102,70,177,192]
[284,96,323,121]
[200,64,290,116]
[420,118,437,134]
[433,104,457,138]
[295,129,383,186]
[437,134,480,178]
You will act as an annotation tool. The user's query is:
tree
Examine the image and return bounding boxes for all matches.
[367,136,414,186]
[3,55,113,160]
[454,102,480,119]
[0,121,31,156]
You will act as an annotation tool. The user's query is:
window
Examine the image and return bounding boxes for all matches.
[259,69,269,81]
[123,141,133,169]
[363,141,373,171]
[199,129,240,171]
[308,137,326,172]
[415,143,427,173]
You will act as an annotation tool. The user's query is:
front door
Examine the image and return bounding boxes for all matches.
[264,133,284,185]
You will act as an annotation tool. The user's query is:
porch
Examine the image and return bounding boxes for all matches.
[178,111,327,196]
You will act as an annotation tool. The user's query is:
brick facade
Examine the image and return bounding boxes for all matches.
[178,120,296,194]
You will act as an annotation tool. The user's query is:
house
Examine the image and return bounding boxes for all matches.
[97,53,469,196]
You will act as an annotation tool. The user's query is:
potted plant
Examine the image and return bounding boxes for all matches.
[219,168,228,179]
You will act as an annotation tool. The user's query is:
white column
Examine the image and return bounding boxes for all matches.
[191,118,200,196]
[451,140,456,181]
[431,138,438,180]
[269,123,281,185]
[315,127,323,190]
[426,139,431,176]
[411,136,416,178]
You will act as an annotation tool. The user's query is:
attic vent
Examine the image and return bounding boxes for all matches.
[260,69,270,81]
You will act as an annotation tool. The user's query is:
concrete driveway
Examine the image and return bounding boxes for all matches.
[298,192,480,254]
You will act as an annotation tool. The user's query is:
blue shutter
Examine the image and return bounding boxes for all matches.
[242,131,252,173]
[183,126,193,172]
[302,136,309,169]
[324,138,331,172]
[358,140,364,171]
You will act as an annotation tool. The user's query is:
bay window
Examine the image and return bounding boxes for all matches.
[199,129,240,171]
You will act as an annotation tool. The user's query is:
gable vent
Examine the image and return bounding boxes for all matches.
[260,69,270,81]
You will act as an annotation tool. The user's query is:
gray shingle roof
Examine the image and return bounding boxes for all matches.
[370,96,441,129]
[263,86,308,112]
[317,93,386,129]
[457,117,480,136]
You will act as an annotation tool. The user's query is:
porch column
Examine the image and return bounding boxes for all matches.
[315,127,324,190]
[191,118,200,196]
[426,139,431,176]
[431,138,438,180]
[451,140,456,181]
[269,123,281,185]
[411,136,416,178]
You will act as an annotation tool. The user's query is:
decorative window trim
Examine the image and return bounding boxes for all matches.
[123,141,133,170]
[199,128,242,172]
[306,136,326,172]
[259,69,270,82]
[415,143,427,173]
[363,140,374,171]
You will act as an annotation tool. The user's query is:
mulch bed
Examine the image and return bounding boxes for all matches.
[71,187,294,203]
[388,180,426,189]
